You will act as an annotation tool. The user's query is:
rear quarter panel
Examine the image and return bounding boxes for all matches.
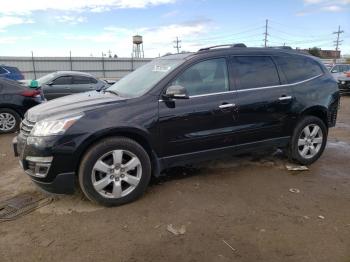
[291,73,340,127]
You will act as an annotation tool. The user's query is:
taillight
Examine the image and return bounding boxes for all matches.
[21,89,41,97]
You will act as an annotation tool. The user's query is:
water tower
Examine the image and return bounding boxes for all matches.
[132,35,144,58]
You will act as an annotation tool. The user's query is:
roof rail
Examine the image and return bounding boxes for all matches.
[198,43,247,52]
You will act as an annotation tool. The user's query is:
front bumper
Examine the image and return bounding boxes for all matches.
[338,80,350,94]
[13,135,75,194]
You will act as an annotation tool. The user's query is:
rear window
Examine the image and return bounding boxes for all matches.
[231,56,280,90]
[7,67,20,73]
[274,56,323,84]
[73,76,97,84]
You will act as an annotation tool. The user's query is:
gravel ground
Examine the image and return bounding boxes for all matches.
[0,97,349,262]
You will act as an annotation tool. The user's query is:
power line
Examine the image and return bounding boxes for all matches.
[173,37,181,53]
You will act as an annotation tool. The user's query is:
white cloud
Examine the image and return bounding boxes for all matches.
[0,0,176,15]
[298,0,349,15]
[321,5,343,11]
[55,15,87,25]
[0,16,34,32]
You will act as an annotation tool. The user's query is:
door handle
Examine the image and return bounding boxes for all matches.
[219,103,236,109]
[278,95,292,101]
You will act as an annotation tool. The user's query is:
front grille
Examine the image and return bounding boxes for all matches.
[20,118,35,138]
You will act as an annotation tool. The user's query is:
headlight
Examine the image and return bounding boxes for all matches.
[31,115,83,136]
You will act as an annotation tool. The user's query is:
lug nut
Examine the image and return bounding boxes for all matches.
[110,175,114,179]
[115,178,119,181]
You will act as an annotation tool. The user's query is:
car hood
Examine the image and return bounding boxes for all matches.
[27,91,126,122]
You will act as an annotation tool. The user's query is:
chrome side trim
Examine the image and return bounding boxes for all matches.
[158,74,323,101]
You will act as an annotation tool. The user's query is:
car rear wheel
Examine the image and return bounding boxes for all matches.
[289,116,327,165]
[79,137,151,206]
[0,109,21,133]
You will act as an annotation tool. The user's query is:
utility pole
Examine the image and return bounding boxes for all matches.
[263,19,269,47]
[333,25,344,63]
[173,37,181,53]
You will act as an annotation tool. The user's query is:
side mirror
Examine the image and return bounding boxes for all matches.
[29,80,40,89]
[163,85,189,99]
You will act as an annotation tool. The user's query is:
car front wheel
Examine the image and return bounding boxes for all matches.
[0,109,21,133]
[289,116,328,165]
[79,137,151,206]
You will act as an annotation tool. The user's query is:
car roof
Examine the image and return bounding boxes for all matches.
[53,71,95,77]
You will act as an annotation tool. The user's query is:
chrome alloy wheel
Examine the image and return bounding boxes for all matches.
[297,124,323,159]
[0,113,16,131]
[91,150,142,199]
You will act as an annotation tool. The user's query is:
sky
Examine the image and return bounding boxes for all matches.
[0,0,349,57]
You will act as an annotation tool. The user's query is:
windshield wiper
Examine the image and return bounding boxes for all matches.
[104,90,120,96]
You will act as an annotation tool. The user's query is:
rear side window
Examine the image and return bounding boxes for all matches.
[275,56,323,83]
[231,56,280,90]
[73,76,97,84]
[53,76,72,85]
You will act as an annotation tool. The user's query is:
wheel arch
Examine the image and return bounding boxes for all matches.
[299,105,329,128]
[75,127,161,178]
[0,105,24,118]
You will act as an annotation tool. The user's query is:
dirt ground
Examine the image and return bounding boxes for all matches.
[0,97,350,262]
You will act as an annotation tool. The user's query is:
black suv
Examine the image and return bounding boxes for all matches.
[13,45,340,206]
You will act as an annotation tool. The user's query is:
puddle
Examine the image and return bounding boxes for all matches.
[336,122,350,129]
[326,141,350,151]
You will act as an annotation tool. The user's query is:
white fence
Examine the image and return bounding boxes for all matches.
[0,56,153,80]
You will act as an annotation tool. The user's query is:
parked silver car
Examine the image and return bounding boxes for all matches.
[328,64,350,79]
[28,71,107,100]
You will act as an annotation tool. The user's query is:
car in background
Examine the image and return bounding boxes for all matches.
[30,71,106,100]
[0,78,44,133]
[0,65,25,81]
[337,71,350,95]
[328,64,350,79]
[327,64,350,95]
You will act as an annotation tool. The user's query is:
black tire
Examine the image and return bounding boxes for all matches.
[289,116,328,165]
[79,137,151,206]
[0,108,21,134]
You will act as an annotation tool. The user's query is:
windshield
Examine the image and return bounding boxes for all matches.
[325,64,333,71]
[107,58,184,97]
[36,72,57,85]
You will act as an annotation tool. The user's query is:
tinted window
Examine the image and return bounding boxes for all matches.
[340,65,349,72]
[275,56,323,83]
[0,67,8,74]
[172,58,229,96]
[52,76,72,85]
[331,65,340,73]
[231,56,280,90]
[73,76,97,84]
